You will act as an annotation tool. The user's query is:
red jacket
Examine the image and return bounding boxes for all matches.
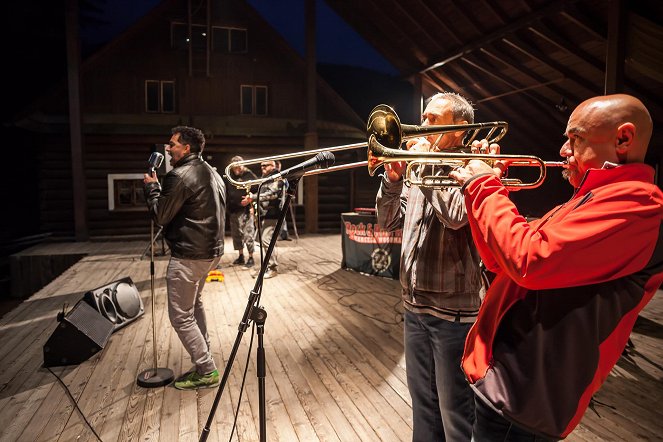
[461,164,663,438]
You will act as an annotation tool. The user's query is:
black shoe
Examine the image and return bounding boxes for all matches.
[264,267,278,279]
[232,255,245,265]
[244,257,255,268]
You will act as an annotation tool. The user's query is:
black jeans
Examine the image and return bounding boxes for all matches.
[405,311,475,441]
[472,397,557,442]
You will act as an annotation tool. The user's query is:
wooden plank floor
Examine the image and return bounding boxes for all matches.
[0,234,661,441]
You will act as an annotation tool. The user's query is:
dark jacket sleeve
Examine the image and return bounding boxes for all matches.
[145,172,187,227]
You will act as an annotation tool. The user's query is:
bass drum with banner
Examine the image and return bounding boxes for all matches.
[83,276,144,332]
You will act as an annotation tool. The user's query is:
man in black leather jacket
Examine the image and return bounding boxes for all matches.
[144,126,226,390]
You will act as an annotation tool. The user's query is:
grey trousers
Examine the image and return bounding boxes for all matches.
[167,256,221,375]
[259,218,278,269]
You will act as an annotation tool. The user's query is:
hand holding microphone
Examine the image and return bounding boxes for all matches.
[144,152,164,184]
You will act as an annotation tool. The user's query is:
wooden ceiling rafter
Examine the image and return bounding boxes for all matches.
[438,61,552,145]
[424,70,473,102]
[414,2,464,47]
[446,1,488,41]
[424,69,510,125]
[527,23,605,74]
[460,52,567,131]
[477,0,513,24]
[558,9,605,40]
[501,35,602,96]
[377,0,448,56]
[419,0,578,75]
[324,0,662,155]
[478,47,571,122]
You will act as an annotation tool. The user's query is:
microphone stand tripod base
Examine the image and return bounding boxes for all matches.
[137,367,175,388]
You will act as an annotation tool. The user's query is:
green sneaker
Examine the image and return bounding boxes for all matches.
[174,370,219,390]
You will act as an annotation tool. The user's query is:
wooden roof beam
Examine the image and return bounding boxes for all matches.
[605,0,626,93]
[442,63,553,147]
[460,55,567,126]
[420,0,579,74]
[527,24,605,73]
[479,47,574,108]
[501,35,602,96]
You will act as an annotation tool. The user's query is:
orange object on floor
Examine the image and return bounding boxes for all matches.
[206,269,224,282]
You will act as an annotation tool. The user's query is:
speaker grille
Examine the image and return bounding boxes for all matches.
[67,301,114,346]
[83,276,144,331]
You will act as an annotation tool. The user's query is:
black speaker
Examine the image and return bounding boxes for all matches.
[83,276,144,331]
[43,300,115,367]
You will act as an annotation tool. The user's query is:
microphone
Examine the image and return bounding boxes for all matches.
[266,151,335,182]
[148,152,164,175]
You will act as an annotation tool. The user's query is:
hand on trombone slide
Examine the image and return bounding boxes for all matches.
[384,138,431,183]
[449,139,508,187]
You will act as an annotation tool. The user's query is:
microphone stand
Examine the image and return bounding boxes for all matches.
[136,219,175,388]
[200,177,299,442]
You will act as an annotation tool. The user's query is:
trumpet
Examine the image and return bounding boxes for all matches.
[225,104,564,190]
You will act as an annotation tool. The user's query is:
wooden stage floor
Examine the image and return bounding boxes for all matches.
[0,234,661,441]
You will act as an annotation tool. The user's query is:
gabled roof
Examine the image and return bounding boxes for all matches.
[325,0,663,161]
[15,0,366,140]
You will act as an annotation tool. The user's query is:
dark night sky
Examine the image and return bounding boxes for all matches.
[79,0,397,75]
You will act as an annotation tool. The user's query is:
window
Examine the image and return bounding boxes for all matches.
[170,23,247,53]
[145,80,175,113]
[213,26,248,53]
[241,85,268,116]
[108,174,146,211]
[171,23,208,51]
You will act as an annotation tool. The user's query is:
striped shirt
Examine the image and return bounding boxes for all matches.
[376,171,483,322]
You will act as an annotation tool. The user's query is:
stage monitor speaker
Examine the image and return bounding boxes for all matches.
[83,276,144,332]
[43,300,114,367]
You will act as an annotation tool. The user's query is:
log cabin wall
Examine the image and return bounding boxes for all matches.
[24,0,368,239]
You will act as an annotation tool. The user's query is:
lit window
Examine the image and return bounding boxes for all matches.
[108,174,146,211]
[171,23,208,51]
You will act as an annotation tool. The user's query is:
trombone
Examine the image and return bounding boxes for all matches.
[225,104,564,190]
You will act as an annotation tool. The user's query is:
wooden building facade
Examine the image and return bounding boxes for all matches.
[16,0,375,240]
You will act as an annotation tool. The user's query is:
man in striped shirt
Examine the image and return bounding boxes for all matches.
[376,92,487,441]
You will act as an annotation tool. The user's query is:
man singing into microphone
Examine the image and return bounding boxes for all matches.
[144,126,226,390]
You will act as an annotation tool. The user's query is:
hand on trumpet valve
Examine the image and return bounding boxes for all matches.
[470,139,500,155]
[449,139,507,187]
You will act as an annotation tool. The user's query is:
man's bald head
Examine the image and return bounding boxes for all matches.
[573,94,652,163]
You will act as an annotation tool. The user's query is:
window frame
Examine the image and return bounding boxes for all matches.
[240,84,268,116]
[212,26,248,53]
[108,174,147,212]
[145,80,176,113]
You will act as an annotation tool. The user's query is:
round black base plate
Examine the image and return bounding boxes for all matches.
[136,367,175,388]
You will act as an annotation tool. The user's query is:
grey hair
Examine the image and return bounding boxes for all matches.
[427,92,475,124]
